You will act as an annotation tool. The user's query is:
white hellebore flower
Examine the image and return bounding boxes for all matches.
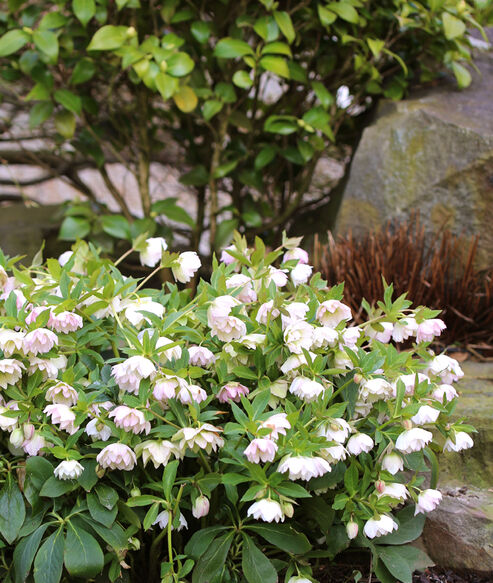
[316,300,352,328]
[140,237,167,267]
[411,405,440,425]
[188,346,215,367]
[290,263,312,286]
[347,433,374,455]
[289,377,324,402]
[395,428,433,454]
[23,328,58,356]
[443,431,474,452]
[319,418,351,443]
[44,404,77,434]
[377,483,408,501]
[312,326,339,349]
[172,251,201,283]
[363,515,398,539]
[266,267,288,288]
[247,499,284,523]
[45,382,78,407]
[153,510,188,531]
[0,359,25,389]
[173,424,224,454]
[244,438,278,463]
[0,330,25,357]
[392,317,418,342]
[49,311,83,334]
[226,274,257,303]
[284,320,314,354]
[416,319,446,343]
[111,355,155,395]
[359,378,393,402]
[367,322,394,344]
[381,452,404,475]
[54,460,84,480]
[85,419,112,442]
[259,413,291,440]
[135,440,179,468]
[432,384,458,403]
[427,354,464,384]
[109,406,151,435]
[192,496,210,519]
[415,489,442,514]
[283,247,309,264]
[124,298,165,328]
[96,443,137,471]
[256,300,280,325]
[278,455,331,481]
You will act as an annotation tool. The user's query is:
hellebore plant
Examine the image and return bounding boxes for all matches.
[0,234,474,583]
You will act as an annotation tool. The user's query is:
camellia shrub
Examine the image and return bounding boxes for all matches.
[0,234,474,583]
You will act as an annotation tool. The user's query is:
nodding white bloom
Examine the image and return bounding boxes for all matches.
[244,438,278,463]
[247,499,285,523]
[415,489,442,514]
[240,334,266,350]
[392,317,418,342]
[85,418,112,442]
[28,356,66,381]
[207,295,241,326]
[278,455,331,481]
[220,245,236,265]
[289,376,324,402]
[316,300,352,328]
[395,427,433,454]
[173,424,224,454]
[256,300,280,325]
[0,330,25,357]
[367,322,394,344]
[283,247,309,264]
[58,250,73,266]
[23,431,47,456]
[135,440,178,468]
[210,315,247,343]
[392,373,430,397]
[411,405,440,425]
[1,288,27,310]
[97,443,137,471]
[321,444,348,463]
[443,431,474,452]
[363,515,398,539]
[109,406,150,435]
[353,400,373,419]
[10,428,24,448]
[427,354,464,384]
[312,326,339,349]
[340,326,361,348]
[226,274,257,303]
[23,328,58,356]
[111,356,155,395]
[123,298,165,328]
[172,251,201,283]
[188,346,215,367]
[54,460,84,480]
[381,452,404,475]
[259,413,291,440]
[0,359,25,389]
[290,263,313,286]
[152,375,183,402]
[280,353,313,375]
[266,267,288,288]
[49,312,83,334]
[153,510,188,531]
[359,378,393,401]
[44,404,78,434]
[0,405,18,431]
[334,350,353,370]
[193,495,210,519]
[46,382,78,407]
[432,384,458,403]
[284,320,314,354]
[319,418,351,443]
[176,382,207,405]
[139,237,168,267]
[347,433,374,455]
[416,319,446,343]
[217,382,249,403]
[155,336,182,362]
[346,521,359,540]
[377,482,408,501]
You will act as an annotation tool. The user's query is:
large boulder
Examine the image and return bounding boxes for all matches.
[336,41,493,269]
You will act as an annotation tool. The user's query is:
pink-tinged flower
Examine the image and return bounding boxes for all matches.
[290,263,312,286]
[173,424,224,454]
[395,428,433,454]
[177,383,207,405]
[123,298,165,328]
[58,250,73,266]
[319,418,351,443]
[240,334,266,350]
[140,237,167,268]
[359,378,393,401]
[260,413,291,440]
[135,440,179,468]
[23,432,47,456]
[282,302,309,325]
[111,356,155,394]
[411,405,440,425]
[46,382,78,407]
[381,452,404,475]
[346,521,359,540]
[316,300,352,328]
[49,312,83,334]
[88,400,113,418]
[0,405,18,431]
[443,431,474,452]
[367,322,394,344]
[226,274,257,303]
[109,406,150,435]
[363,515,398,538]
[0,265,8,287]
[347,433,374,455]
[266,267,288,288]
[85,419,112,442]
[211,316,247,343]
[188,346,215,367]
[44,404,78,434]
[28,357,63,381]
[312,326,339,349]
[321,444,348,463]
[192,495,210,518]
[340,326,361,348]
[392,317,418,342]
[416,319,446,343]
[426,354,464,384]
[0,359,25,389]
[334,350,353,369]
[247,499,285,523]
[415,489,442,514]
[283,247,309,264]
[392,373,430,397]
[256,300,280,325]
[244,438,278,463]
[97,443,137,471]
[0,330,25,357]
[207,295,241,326]
[152,375,184,402]
[278,455,331,481]
[155,336,182,363]
[289,376,324,402]
[377,482,408,500]
[220,245,236,265]
[54,460,84,480]
[218,382,249,403]
[284,321,314,354]
[172,251,201,283]
[280,353,313,375]
[432,384,458,403]
[153,510,188,531]
[23,328,58,356]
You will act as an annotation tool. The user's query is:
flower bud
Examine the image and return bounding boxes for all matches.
[402,419,413,430]
[375,480,386,493]
[126,26,137,38]
[281,501,294,518]
[128,537,140,551]
[10,428,24,448]
[96,465,106,478]
[160,61,168,73]
[346,520,359,540]
[192,495,210,519]
[23,423,35,440]
[130,487,141,497]
[353,373,363,384]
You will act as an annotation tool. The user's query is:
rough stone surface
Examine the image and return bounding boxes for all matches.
[336,42,493,269]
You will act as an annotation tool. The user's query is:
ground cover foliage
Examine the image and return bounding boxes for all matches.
[0,234,475,583]
[0,0,487,251]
